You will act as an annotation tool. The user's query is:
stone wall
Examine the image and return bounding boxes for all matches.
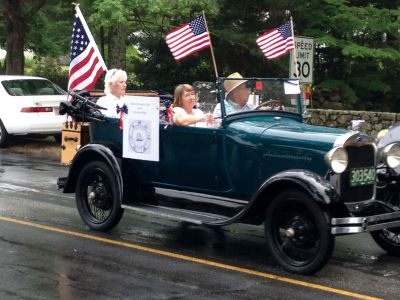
[306,109,400,138]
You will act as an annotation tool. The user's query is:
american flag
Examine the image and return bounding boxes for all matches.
[166,16,211,61]
[256,22,294,59]
[67,6,107,92]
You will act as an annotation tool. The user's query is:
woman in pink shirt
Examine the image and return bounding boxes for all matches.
[172,84,213,127]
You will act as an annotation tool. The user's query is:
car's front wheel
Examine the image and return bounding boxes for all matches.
[371,228,400,254]
[0,119,9,148]
[76,161,124,231]
[264,190,334,275]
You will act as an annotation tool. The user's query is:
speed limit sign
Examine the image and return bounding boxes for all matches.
[289,36,314,84]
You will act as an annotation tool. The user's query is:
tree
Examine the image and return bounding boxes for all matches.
[89,0,217,90]
[295,0,400,110]
[0,0,46,74]
[1,0,399,111]
[89,0,129,69]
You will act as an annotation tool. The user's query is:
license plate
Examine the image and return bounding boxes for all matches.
[349,167,376,187]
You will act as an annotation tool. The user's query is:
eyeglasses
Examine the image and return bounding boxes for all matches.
[183,92,196,98]
[109,69,117,78]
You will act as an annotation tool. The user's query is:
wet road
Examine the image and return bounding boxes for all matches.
[0,139,400,299]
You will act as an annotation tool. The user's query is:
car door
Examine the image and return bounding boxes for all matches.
[157,125,231,193]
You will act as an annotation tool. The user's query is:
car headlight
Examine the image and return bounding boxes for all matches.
[382,143,400,169]
[325,147,348,174]
[376,129,388,143]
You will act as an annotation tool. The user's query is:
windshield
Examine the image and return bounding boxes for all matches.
[211,77,302,117]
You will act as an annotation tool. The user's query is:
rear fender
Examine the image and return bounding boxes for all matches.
[63,144,123,203]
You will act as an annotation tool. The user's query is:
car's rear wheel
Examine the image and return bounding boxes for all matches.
[76,161,124,231]
[371,228,400,254]
[0,119,9,148]
[264,190,334,275]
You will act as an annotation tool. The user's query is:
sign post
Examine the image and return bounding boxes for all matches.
[289,36,314,84]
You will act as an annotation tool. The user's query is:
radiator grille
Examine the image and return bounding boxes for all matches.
[339,145,375,202]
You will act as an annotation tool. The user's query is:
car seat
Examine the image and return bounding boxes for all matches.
[9,87,24,96]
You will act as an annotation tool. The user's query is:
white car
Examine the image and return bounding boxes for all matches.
[0,75,67,147]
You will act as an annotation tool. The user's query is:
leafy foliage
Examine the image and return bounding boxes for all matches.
[32,57,69,89]
[0,0,399,111]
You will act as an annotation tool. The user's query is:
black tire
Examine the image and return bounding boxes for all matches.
[0,119,9,148]
[371,229,400,255]
[265,190,334,275]
[76,161,124,231]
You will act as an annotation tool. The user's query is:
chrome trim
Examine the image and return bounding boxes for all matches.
[333,131,375,148]
[333,131,359,148]
[331,210,400,235]
[122,204,203,224]
[154,187,248,204]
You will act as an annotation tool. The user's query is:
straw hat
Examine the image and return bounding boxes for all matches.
[224,72,247,95]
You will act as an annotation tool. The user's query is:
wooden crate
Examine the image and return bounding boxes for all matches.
[61,122,90,165]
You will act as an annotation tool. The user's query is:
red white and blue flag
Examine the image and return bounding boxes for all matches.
[256,22,294,59]
[67,6,107,92]
[166,16,211,61]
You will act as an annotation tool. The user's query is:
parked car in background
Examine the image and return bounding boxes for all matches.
[0,75,67,147]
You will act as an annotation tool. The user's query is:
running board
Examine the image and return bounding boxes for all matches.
[121,203,230,225]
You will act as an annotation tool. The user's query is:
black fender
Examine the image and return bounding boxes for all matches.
[62,143,123,204]
[239,169,346,222]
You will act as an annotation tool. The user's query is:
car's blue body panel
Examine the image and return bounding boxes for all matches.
[88,111,348,203]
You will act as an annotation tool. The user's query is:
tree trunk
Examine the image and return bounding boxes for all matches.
[5,22,26,75]
[107,24,126,70]
[2,0,46,75]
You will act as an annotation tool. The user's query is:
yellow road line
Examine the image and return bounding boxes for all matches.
[0,215,381,300]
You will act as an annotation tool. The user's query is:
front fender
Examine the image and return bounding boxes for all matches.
[62,144,123,200]
[258,170,340,204]
[240,170,345,222]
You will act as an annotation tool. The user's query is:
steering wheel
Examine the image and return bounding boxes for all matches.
[255,100,283,110]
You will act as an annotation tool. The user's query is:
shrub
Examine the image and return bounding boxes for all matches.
[31,57,69,89]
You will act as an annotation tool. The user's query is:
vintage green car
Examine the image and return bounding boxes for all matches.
[58,77,400,275]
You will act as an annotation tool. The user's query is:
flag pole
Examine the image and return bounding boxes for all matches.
[290,16,298,79]
[202,11,218,78]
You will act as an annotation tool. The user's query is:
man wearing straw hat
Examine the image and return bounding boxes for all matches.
[213,72,254,121]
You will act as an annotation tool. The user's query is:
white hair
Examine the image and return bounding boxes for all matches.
[104,69,127,94]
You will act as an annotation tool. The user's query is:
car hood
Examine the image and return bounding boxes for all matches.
[226,115,349,150]
[225,114,353,180]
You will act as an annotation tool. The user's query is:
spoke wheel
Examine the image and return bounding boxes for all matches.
[76,161,123,231]
[265,190,334,274]
[371,228,400,255]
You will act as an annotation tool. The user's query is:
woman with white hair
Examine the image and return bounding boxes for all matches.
[96,69,127,117]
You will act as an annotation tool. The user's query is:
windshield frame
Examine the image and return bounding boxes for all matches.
[215,77,303,124]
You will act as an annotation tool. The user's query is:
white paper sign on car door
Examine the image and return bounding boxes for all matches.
[122,96,160,161]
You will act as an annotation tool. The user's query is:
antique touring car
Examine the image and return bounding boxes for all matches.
[58,77,400,275]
